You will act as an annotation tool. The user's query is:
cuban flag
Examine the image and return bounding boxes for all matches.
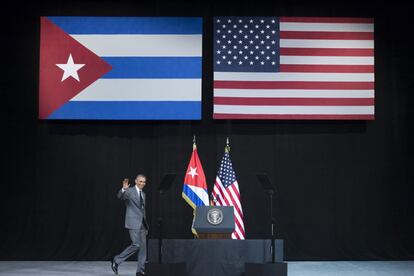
[182,141,209,236]
[182,142,209,208]
[39,17,203,120]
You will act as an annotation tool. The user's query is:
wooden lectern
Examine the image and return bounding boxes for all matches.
[193,206,234,239]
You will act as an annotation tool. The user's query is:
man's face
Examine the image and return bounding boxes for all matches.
[135,176,146,190]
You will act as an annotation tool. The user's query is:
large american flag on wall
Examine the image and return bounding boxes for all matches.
[213,17,374,120]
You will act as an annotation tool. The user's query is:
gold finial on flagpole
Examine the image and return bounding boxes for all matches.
[225,137,230,153]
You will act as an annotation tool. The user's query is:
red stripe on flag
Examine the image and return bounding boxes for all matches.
[217,182,243,216]
[212,190,224,206]
[280,31,374,40]
[215,182,231,206]
[214,81,374,90]
[280,48,374,56]
[232,230,241,240]
[214,97,375,106]
[280,64,374,73]
[230,182,241,199]
[234,219,244,238]
[213,114,375,120]
[212,188,225,206]
[227,195,243,218]
[234,215,244,232]
[280,17,374,23]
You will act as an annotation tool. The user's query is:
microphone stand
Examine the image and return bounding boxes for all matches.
[158,193,164,264]
[246,174,287,276]
[147,173,188,276]
[156,173,176,264]
[269,189,276,263]
[256,173,277,263]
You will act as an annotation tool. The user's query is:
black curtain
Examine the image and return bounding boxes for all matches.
[0,1,413,261]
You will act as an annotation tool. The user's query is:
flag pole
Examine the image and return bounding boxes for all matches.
[192,135,197,237]
[225,137,230,153]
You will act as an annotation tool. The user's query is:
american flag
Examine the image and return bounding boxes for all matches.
[213,16,375,120]
[211,144,245,239]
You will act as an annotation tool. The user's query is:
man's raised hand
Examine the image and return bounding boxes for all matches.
[122,178,130,190]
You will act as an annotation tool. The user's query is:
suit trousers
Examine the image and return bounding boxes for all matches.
[114,227,147,273]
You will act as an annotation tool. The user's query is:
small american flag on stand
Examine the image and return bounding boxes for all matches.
[211,138,245,239]
[213,16,375,120]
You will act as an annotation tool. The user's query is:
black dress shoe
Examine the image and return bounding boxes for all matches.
[136,271,146,276]
[111,259,119,275]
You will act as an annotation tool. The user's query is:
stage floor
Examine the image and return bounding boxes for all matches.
[0,261,413,275]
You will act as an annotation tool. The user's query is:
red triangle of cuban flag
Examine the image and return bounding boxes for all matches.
[39,17,112,119]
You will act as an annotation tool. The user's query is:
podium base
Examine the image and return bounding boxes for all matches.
[245,262,288,276]
[146,262,187,276]
[197,233,231,239]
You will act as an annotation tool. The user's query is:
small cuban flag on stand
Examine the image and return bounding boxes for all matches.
[39,17,203,120]
[182,136,209,236]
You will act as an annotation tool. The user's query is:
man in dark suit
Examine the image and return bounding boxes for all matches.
[112,174,148,276]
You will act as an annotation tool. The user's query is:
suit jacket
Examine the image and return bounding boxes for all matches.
[117,186,148,230]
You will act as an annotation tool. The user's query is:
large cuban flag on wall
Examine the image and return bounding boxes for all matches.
[39,17,203,120]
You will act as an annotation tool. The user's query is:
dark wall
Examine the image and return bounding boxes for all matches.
[1,1,413,261]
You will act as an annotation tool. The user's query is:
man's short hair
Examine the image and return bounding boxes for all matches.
[136,174,146,180]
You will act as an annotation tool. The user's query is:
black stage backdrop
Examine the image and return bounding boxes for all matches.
[0,0,413,261]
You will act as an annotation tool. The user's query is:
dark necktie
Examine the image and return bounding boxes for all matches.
[139,191,144,209]
[139,190,148,229]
